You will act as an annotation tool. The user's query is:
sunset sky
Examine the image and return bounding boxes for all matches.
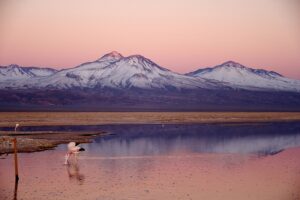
[0,0,299,79]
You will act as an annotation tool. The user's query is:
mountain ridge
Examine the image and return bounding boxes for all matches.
[0,64,58,81]
[0,52,220,90]
[1,52,299,92]
[0,51,300,111]
[187,60,300,92]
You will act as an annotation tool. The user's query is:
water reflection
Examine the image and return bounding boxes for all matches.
[1,123,300,200]
[2,122,300,157]
[83,123,300,157]
[66,158,85,185]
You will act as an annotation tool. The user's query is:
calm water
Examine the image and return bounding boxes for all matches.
[3,122,300,156]
[81,123,300,156]
[1,123,300,200]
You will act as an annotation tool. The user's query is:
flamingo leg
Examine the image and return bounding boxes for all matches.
[64,153,70,165]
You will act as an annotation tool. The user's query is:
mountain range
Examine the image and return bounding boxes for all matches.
[0,51,299,111]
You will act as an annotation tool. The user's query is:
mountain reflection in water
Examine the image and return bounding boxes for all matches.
[80,122,300,157]
[3,122,300,156]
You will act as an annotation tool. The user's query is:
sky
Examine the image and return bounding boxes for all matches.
[0,0,299,79]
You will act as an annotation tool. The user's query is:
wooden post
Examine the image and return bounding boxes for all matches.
[14,177,18,200]
[13,138,19,182]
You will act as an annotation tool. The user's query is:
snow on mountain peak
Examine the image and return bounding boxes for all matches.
[219,61,245,68]
[8,52,218,90]
[0,64,57,81]
[121,55,170,72]
[187,61,300,92]
[98,51,123,62]
[1,54,299,93]
[8,64,20,68]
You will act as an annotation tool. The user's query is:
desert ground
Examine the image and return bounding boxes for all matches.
[0,112,300,127]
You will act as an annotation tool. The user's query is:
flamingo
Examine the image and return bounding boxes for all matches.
[64,142,85,165]
[15,123,19,132]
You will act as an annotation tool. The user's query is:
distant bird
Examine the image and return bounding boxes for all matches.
[15,123,19,132]
[64,142,85,165]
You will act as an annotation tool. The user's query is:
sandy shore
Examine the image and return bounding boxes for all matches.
[0,112,300,127]
[0,131,105,154]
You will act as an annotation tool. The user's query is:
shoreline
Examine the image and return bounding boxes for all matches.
[0,112,300,127]
[1,112,300,155]
[0,131,105,155]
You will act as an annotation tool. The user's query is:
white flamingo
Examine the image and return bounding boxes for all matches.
[64,142,85,165]
[15,123,19,132]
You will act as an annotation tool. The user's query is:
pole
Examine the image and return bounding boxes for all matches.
[14,178,18,200]
[13,138,19,182]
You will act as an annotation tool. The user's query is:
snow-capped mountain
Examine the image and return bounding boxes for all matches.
[0,64,57,81]
[187,61,300,92]
[1,51,219,90]
[0,53,300,111]
[0,53,299,93]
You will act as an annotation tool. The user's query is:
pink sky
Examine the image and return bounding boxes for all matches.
[0,0,299,79]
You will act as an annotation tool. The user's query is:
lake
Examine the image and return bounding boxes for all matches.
[1,122,300,200]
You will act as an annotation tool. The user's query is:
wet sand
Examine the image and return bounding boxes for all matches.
[0,146,300,200]
[0,112,300,127]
